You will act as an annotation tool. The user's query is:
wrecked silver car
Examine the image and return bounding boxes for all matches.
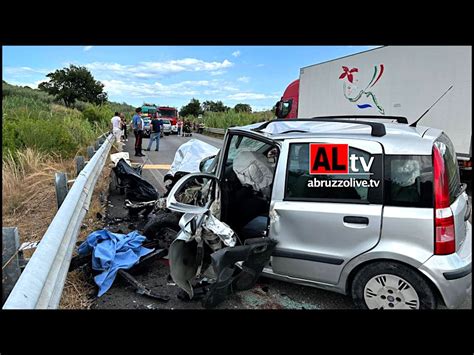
[166,134,280,308]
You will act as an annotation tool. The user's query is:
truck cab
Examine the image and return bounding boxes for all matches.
[275,79,299,119]
[158,106,179,134]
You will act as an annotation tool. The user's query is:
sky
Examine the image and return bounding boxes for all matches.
[2,46,379,111]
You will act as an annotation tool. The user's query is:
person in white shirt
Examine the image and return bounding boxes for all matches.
[111,112,122,142]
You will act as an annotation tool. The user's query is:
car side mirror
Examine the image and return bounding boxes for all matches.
[276,100,292,118]
[166,172,219,214]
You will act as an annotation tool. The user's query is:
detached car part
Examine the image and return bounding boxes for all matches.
[112,158,158,201]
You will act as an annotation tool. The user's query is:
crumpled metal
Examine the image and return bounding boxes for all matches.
[201,213,236,248]
[167,139,219,177]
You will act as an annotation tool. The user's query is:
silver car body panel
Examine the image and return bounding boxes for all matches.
[269,138,384,285]
[418,221,472,308]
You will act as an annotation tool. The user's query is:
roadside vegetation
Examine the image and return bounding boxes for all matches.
[2,82,134,159]
[179,98,275,129]
[196,110,274,129]
[2,80,132,308]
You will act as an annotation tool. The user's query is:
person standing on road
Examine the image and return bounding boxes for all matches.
[177,119,183,136]
[132,107,145,157]
[120,113,128,141]
[111,112,123,150]
[146,115,163,151]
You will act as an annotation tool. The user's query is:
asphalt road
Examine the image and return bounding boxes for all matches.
[123,132,223,195]
[94,132,471,310]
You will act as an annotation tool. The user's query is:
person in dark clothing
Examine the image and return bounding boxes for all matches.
[132,107,145,157]
[145,116,163,151]
[120,113,128,141]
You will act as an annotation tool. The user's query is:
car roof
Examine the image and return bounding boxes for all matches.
[229,119,442,155]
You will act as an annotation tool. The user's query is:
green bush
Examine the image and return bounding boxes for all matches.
[2,81,138,160]
[186,110,274,129]
[2,82,102,159]
[81,104,113,126]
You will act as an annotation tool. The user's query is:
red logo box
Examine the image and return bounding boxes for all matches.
[309,144,348,174]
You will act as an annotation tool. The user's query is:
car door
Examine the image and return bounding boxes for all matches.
[269,138,384,285]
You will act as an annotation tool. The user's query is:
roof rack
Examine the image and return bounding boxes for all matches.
[309,115,408,124]
[252,118,387,137]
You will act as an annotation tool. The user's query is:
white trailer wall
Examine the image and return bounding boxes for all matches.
[298,46,471,157]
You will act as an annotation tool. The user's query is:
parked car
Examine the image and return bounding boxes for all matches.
[171,125,178,135]
[162,119,172,136]
[158,116,471,309]
[143,117,152,138]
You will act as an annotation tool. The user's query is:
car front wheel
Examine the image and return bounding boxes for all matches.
[351,261,437,310]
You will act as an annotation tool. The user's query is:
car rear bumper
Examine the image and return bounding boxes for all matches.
[418,222,472,309]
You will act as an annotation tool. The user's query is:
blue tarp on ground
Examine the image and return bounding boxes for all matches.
[78,229,154,297]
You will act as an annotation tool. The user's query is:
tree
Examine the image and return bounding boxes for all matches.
[202,100,230,112]
[180,98,203,117]
[234,103,252,113]
[38,65,107,107]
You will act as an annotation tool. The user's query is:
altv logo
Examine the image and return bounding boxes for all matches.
[309,144,374,174]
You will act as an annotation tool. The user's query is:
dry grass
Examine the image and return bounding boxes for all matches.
[2,147,113,309]
[59,270,96,309]
[2,149,75,246]
[59,162,112,309]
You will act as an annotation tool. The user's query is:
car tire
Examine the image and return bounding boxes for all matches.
[351,261,437,310]
[143,211,181,248]
[165,133,170,136]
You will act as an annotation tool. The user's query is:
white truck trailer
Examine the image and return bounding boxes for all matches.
[277,46,472,170]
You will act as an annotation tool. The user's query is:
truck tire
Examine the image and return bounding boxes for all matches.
[351,261,437,310]
[143,212,181,248]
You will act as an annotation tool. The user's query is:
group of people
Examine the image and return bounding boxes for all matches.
[112,108,165,157]
[176,119,192,136]
[112,108,202,157]
[131,107,164,156]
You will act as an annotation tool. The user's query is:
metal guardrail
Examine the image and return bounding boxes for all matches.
[205,127,226,135]
[3,134,115,309]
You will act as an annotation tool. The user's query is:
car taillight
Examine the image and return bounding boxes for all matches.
[433,145,455,255]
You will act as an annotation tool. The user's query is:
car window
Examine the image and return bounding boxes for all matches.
[434,133,462,204]
[226,136,269,162]
[285,143,383,204]
[384,155,433,208]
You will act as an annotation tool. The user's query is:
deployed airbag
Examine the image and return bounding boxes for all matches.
[232,151,274,192]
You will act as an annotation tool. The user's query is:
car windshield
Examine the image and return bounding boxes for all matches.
[159,110,176,118]
[162,119,171,124]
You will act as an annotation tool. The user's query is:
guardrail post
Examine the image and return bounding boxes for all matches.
[3,134,115,309]
[75,156,85,176]
[55,172,69,209]
[2,227,21,305]
[87,146,95,159]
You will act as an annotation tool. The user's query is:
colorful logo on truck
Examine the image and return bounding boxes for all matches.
[339,65,385,114]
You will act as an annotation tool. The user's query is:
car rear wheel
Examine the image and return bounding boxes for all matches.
[351,261,437,310]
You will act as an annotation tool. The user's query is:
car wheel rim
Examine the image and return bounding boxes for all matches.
[364,274,420,310]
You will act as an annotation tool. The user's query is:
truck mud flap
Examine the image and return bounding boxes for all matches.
[203,238,278,308]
